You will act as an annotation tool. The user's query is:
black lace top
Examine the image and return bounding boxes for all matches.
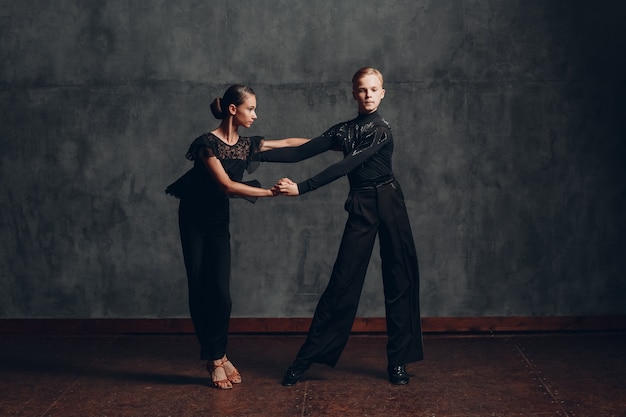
[165,133,263,204]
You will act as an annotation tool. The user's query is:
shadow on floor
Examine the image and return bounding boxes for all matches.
[1,332,624,416]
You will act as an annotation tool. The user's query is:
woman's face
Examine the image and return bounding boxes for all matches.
[230,94,257,128]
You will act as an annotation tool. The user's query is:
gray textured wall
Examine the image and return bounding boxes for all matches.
[1,0,624,319]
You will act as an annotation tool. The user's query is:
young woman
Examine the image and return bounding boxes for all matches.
[257,68,424,385]
[166,84,307,389]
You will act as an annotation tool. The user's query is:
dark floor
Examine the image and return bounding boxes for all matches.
[0,333,624,417]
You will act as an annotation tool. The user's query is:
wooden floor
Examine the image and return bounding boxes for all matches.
[1,332,624,416]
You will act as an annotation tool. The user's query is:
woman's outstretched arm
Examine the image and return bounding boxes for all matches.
[203,156,278,197]
[259,137,310,151]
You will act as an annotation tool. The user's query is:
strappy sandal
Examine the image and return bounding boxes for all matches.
[223,357,242,384]
[208,359,233,390]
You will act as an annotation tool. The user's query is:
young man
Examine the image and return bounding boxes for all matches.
[257,67,424,385]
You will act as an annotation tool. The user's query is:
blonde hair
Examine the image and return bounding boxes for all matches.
[352,67,384,88]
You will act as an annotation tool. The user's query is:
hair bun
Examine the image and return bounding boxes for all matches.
[210,97,224,119]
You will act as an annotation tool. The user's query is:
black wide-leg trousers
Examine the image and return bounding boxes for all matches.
[178,200,231,361]
[295,180,424,368]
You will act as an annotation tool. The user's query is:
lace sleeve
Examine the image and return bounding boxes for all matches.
[246,136,264,174]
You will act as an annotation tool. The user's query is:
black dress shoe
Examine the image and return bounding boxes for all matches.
[281,361,309,386]
[388,364,409,385]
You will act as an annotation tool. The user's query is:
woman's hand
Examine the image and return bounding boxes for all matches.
[270,184,281,196]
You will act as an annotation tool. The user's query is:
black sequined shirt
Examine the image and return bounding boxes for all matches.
[254,111,393,194]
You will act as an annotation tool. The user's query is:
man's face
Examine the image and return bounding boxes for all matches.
[352,74,385,114]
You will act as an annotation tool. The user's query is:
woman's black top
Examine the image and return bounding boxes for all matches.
[165,133,263,218]
[253,111,394,194]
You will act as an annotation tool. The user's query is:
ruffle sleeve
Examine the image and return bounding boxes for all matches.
[246,135,264,174]
[185,134,216,161]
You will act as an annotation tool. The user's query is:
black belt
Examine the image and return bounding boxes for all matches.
[351,175,395,191]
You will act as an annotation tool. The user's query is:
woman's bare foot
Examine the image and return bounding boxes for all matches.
[208,358,232,389]
[222,356,242,384]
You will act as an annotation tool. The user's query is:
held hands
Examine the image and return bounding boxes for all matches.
[274,177,300,196]
[267,177,299,196]
[269,185,281,196]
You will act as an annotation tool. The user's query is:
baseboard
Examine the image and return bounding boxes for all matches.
[0,316,625,335]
